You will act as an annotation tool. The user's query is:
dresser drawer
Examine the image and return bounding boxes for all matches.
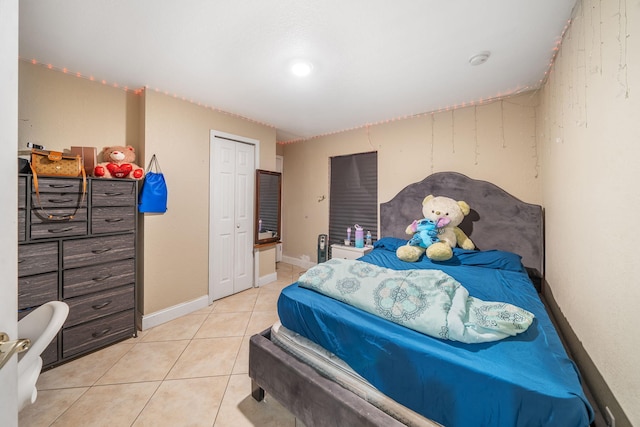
[63,234,135,269]
[63,259,134,298]
[64,284,134,328]
[31,208,87,224]
[18,272,58,311]
[18,242,58,277]
[92,180,136,207]
[91,207,135,234]
[62,309,134,358]
[31,192,87,210]
[30,210,88,240]
[31,177,85,194]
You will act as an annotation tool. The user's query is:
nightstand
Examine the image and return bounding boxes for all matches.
[330,244,373,260]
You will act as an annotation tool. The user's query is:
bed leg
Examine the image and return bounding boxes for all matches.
[251,379,265,401]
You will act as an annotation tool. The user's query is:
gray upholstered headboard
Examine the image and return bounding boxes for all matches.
[380,172,544,278]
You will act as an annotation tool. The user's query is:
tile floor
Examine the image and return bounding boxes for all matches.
[19,263,307,427]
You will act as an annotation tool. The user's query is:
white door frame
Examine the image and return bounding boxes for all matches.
[0,0,20,424]
[209,130,259,304]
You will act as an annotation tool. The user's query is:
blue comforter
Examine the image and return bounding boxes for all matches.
[277,239,594,427]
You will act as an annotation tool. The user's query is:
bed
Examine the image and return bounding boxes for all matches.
[249,171,594,427]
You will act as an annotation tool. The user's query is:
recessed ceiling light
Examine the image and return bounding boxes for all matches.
[291,60,313,77]
[469,51,491,66]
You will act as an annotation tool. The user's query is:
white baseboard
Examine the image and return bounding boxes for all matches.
[137,295,209,331]
[258,272,278,287]
[281,255,316,270]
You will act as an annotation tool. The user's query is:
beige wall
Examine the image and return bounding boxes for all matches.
[281,92,541,264]
[141,90,277,314]
[18,62,140,152]
[17,62,278,320]
[537,0,639,424]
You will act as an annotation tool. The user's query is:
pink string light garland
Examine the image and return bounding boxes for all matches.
[21,15,573,148]
[21,57,277,129]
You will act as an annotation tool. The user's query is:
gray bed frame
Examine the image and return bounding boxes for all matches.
[249,171,544,426]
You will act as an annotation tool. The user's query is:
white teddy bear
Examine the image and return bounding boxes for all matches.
[396,195,475,262]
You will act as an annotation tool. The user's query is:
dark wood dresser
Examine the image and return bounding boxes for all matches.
[17,174,138,368]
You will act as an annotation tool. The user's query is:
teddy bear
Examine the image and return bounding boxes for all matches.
[93,145,144,179]
[396,195,475,262]
[407,217,450,248]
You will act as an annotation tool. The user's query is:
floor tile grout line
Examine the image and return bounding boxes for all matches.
[90,340,141,389]
[210,374,232,427]
[155,314,216,383]
[127,380,165,427]
[187,309,215,342]
[45,385,92,427]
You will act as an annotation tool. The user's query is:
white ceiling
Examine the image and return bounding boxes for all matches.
[19,0,577,143]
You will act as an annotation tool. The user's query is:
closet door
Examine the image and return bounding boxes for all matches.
[210,135,255,301]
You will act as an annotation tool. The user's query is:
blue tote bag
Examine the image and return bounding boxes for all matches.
[138,154,168,213]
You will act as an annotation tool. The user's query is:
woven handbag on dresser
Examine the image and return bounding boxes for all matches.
[29,149,87,220]
[30,149,83,177]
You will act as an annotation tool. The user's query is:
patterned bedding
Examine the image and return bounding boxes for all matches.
[298,258,534,343]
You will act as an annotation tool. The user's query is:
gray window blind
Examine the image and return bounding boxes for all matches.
[258,173,280,233]
[329,152,378,250]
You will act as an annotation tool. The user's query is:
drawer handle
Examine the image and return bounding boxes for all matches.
[48,184,74,189]
[105,218,124,223]
[104,192,124,196]
[49,227,74,233]
[92,300,112,310]
[91,248,112,254]
[91,327,112,338]
[92,274,113,282]
[47,198,74,204]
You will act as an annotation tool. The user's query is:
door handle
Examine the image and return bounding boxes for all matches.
[0,332,31,370]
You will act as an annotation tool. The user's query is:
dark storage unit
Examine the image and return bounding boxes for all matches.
[17,174,138,368]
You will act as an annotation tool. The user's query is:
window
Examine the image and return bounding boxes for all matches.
[329,152,378,251]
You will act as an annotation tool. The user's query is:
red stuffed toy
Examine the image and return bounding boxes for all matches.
[93,145,144,180]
